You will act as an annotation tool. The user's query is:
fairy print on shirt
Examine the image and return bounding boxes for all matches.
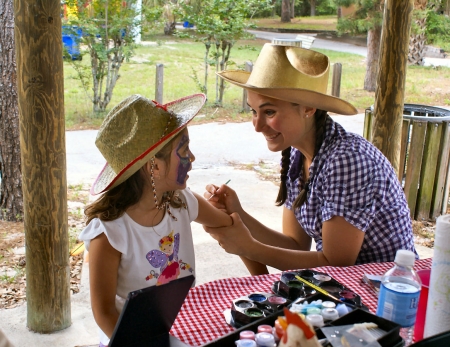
[145,230,193,285]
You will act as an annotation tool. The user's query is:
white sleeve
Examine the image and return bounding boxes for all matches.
[78,218,128,254]
[181,187,199,222]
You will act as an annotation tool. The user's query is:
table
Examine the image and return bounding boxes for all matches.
[171,258,432,346]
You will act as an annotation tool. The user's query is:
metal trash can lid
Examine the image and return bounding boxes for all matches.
[369,104,450,122]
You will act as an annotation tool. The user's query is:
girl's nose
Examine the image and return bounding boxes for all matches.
[189,151,195,163]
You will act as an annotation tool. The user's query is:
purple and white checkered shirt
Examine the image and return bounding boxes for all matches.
[285,117,417,264]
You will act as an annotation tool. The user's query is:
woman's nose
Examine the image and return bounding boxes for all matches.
[252,113,266,132]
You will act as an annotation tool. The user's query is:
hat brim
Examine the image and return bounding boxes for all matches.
[218,70,357,116]
[91,93,206,195]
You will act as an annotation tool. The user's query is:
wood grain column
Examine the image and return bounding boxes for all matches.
[14,0,71,332]
[371,0,414,175]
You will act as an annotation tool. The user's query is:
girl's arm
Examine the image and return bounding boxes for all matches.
[89,233,121,339]
[193,191,233,227]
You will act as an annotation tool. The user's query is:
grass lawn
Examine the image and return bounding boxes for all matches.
[64,35,450,130]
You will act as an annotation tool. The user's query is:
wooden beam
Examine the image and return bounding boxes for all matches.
[371,0,414,175]
[14,0,71,332]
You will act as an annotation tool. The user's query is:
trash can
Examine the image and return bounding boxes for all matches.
[62,26,82,61]
[364,104,450,221]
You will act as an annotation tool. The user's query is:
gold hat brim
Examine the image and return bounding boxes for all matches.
[218,70,357,116]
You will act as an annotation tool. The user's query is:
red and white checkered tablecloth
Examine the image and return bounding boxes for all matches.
[171,258,432,346]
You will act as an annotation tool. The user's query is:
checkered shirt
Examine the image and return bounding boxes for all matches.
[285,117,417,264]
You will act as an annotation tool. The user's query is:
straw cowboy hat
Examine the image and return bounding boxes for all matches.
[217,43,357,115]
[91,93,206,195]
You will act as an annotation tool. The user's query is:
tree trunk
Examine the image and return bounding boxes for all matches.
[408,0,428,65]
[311,0,316,16]
[290,0,295,18]
[372,0,414,176]
[364,26,382,92]
[0,0,23,222]
[281,0,291,22]
[272,0,276,17]
[14,0,71,332]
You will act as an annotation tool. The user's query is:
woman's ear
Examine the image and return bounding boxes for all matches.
[304,106,317,118]
[145,159,161,179]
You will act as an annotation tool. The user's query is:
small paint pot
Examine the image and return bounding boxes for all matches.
[306,314,324,328]
[321,308,339,321]
[257,324,273,334]
[306,307,322,315]
[286,280,303,289]
[322,301,336,309]
[313,274,331,282]
[267,296,287,305]
[235,300,253,309]
[239,330,255,340]
[339,289,357,302]
[255,332,275,347]
[248,293,267,302]
[245,308,264,318]
[235,339,257,347]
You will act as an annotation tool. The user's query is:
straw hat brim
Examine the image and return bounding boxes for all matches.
[218,70,357,116]
[91,94,206,195]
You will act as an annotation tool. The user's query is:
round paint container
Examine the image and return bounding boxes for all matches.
[267,295,287,305]
[248,293,267,302]
[322,301,336,309]
[257,324,273,334]
[255,332,275,347]
[235,339,257,347]
[306,314,324,328]
[339,289,357,303]
[321,308,339,321]
[313,274,331,282]
[306,307,321,315]
[245,308,264,318]
[286,280,303,289]
[239,330,256,340]
[235,300,253,309]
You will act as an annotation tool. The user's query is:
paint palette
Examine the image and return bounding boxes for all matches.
[272,269,363,308]
[230,292,291,328]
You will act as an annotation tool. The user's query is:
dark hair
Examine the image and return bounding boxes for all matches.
[85,131,186,225]
[275,109,328,209]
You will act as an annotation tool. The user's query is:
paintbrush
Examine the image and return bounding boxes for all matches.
[295,275,343,303]
[207,179,231,201]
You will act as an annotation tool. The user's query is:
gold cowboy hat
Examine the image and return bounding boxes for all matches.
[217,43,357,115]
[91,93,206,195]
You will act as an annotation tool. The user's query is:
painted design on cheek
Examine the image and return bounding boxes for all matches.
[175,134,191,185]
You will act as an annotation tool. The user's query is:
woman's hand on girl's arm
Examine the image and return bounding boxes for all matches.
[204,183,243,215]
[194,191,233,227]
[89,233,121,339]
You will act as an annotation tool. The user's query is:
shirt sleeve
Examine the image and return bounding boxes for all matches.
[320,151,381,232]
[180,187,199,222]
[78,217,128,254]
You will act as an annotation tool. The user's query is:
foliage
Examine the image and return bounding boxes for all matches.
[335,0,384,35]
[426,11,450,51]
[64,0,139,113]
[176,0,271,106]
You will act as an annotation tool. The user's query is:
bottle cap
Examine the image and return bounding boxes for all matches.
[322,301,336,309]
[257,324,273,334]
[255,332,275,346]
[321,308,339,321]
[395,249,415,267]
[306,313,324,327]
[235,339,257,347]
[239,330,255,340]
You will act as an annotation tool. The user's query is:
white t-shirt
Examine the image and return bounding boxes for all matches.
[78,188,198,345]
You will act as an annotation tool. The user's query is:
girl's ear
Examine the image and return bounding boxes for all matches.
[145,159,161,179]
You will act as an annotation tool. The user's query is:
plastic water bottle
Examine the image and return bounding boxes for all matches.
[376,250,421,346]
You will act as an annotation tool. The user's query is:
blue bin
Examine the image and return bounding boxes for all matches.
[183,21,194,28]
[62,26,82,60]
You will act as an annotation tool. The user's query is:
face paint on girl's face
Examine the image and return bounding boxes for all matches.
[175,134,192,185]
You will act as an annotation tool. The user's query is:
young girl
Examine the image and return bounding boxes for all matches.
[78,93,233,347]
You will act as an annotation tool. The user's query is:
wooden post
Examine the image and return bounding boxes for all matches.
[371,0,414,175]
[14,0,71,332]
[242,61,253,112]
[331,63,342,97]
[155,63,164,104]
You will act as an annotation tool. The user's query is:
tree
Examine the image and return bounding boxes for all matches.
[179,0,272,106]
[281,0,291,22]
[0,0,23,222]
[408,0,428,65]
[65,0,139,113]
[335,0,384,92]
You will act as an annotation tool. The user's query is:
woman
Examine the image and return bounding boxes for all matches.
[203,44,417,275]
